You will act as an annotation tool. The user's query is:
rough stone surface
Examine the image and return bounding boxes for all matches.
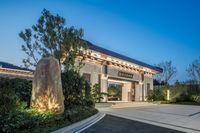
[31,57,64,114]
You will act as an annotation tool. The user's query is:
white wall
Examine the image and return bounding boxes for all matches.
[79,62,101,85]
[100,75,108,102]
[122,83,131,102]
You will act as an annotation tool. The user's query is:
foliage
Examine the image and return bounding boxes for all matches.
[61,70,94,107]
[91,84,107,103]
[0,78,32,114]
[0,77,97,133]
[19,8,87,70]
[154,61,177,84]
[147,85,189,102]
[0,78,17,114]
[108,88,118,96]
[146,89,154,101]
[148,84,200,105]
[147,88,165,101]
[108,84,122,101]
[190,94,200,103]
[172,85,188,102]
[0,106,98,133]
[186,57,200,83]
[161,85,188,102]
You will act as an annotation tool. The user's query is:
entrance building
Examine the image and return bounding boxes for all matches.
[79,41,162,102]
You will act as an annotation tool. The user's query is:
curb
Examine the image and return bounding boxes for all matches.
[52,112,105,133]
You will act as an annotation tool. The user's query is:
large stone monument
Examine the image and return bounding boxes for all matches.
[31,57,64,114]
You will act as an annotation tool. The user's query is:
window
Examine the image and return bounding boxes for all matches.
[82,73,91,83]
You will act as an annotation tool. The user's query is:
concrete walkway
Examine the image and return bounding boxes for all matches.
[96,102,200,133]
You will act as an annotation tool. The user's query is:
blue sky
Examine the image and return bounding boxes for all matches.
[0,0,200,82]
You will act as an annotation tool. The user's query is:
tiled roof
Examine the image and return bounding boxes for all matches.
[0,61,33,72]
[86,41,163,73]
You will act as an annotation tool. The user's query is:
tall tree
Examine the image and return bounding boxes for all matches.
[186,57,200,83]
[154,61,177,84]
[19,9,87,70]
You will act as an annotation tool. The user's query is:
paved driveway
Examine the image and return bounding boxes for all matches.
[96,102,200,133]
[83,115,183,133]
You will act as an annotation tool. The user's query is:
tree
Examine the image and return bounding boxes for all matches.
[91,84,103,103]
[186,57,200,84]
[19,9,87,70]
[61,70,93,107]
[154,61,177,84]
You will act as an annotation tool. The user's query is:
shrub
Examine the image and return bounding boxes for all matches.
[155,85,189,102]
[0,78,32,114]
[0,72,97,133]
[167,85,188,102]
[61,70,94,107]
[0,78,17,114]
[146,89,154,101]
[91,84,107,103]
[147,85,189,102]
[153,88,165,101]
[190,94,200,103]
[0,107,98,133]
[11,78,32,105]
[146,88,165,101]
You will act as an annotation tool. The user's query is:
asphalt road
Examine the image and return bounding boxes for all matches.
[82,115,185,133]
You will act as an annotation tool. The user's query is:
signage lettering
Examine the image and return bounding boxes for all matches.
[118,71,133,79]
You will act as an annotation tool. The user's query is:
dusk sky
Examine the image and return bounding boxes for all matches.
[0,0,199,82]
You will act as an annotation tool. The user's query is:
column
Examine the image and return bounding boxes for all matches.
[122,83,131,102]
[100,74,108,102]
[142,84,144,101]
[122,84,127,101]
[135,83,140,101]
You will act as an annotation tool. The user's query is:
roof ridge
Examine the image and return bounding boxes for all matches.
[0,61,33,72]
[85,40,162,72]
